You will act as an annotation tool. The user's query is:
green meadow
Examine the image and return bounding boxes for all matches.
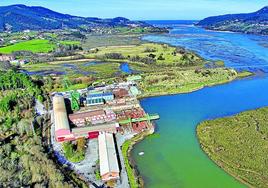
[86,43,203,66]
[0,39,56,54]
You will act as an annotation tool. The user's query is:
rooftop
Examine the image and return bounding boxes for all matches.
[98,132,120,180]
[87,92,114,98]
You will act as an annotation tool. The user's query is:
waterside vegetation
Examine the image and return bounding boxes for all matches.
[197,107,268,188]
[139,68,238,97]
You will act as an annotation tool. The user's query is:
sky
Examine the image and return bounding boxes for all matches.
[0,0,267,20]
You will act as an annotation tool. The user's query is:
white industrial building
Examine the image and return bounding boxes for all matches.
[98,132,120,181]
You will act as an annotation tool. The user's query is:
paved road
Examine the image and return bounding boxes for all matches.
[35,99,47,115]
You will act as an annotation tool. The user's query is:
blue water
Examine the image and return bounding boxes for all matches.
[120,62,137,74]
[132,21,268,188]
[143,21,268,73]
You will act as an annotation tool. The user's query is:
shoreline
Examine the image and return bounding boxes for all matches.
[197,140,254,188]
[122,122,155,188]
[195,119,256,188]
[195,106,268,188]
[126,70,254,187]
[138,70,253,100]
[198,26,268,37]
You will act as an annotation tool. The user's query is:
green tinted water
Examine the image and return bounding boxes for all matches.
[133,76,268,187]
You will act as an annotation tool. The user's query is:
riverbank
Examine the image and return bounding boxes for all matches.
[124,69,253,187]
[122,122,155,188]
[122,21,268,188]
[138,69,252,98]
[197,107,268,188]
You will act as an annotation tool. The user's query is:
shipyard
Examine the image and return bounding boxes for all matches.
[50,75,159,187]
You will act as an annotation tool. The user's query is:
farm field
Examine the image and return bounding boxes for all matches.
[0,39,56,54]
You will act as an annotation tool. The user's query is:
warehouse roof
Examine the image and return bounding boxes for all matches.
[98,132,120,178]
[130,86,140,96]
[69,110,105,120]
[72,122,119,134]
[87,92,113,98]
[53,95,70,133]
[113,88,129,98]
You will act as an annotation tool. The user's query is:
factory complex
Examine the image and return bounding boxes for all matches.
[51,79,159,185]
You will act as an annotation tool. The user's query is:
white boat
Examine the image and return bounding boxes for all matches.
[138,152,144,156]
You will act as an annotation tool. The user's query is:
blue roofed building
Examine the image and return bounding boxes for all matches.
[86,92,114,106]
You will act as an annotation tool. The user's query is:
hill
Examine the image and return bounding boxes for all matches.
[197,6,268,35]
[0,4,165,33]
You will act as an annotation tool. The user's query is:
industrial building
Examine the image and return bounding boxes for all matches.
[53,95,74,142]
[130,86,140,96]
[52,80,161,186]
[53,95,119,142]
[72,122,119,139]
[113,88,129,98]
[86,92,114,106]
[98,132,120,181]
[69,109,116,126]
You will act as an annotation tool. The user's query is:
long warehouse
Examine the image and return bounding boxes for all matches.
[53,95,74,142]
[98,132,120,181]
[53,95,118,142]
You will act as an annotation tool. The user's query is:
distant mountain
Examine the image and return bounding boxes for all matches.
[197,6,268,35]
[0,4,164,32]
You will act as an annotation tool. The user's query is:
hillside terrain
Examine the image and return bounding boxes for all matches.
[0,4,166,33]
[197,6,268,35]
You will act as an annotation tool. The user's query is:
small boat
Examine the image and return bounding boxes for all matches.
[138,152,144,156]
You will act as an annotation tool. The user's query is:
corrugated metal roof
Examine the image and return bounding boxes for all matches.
[72,122,118,134]
[53,95,70,132]
[98,132,120,177]
[87,92,113,98]
[130,86,140,96]
[69,110,105,120]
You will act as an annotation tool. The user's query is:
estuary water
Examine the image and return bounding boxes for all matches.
[131,21,268,188]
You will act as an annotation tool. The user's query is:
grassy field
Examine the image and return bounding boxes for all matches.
[0,39,56,54]
[21,41,247,96]
[237,71,254,78]
[114,27,155,34]
[82,34,143,49]
[138,68,238,97]
[197,107,268,188]
[59,40,81,45]
[23,61,121,79]
[56,83,88,92]
[86,43,203,66]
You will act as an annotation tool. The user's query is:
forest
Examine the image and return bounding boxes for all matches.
[0,70,74,187]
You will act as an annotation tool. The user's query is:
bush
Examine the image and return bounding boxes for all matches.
[62,140,86,163]
[129,55,155,64]
[103,53,125,59]
[144,47,156,53]
[157,54,165,60]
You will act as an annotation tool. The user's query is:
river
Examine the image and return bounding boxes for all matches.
[131,21,268,188]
